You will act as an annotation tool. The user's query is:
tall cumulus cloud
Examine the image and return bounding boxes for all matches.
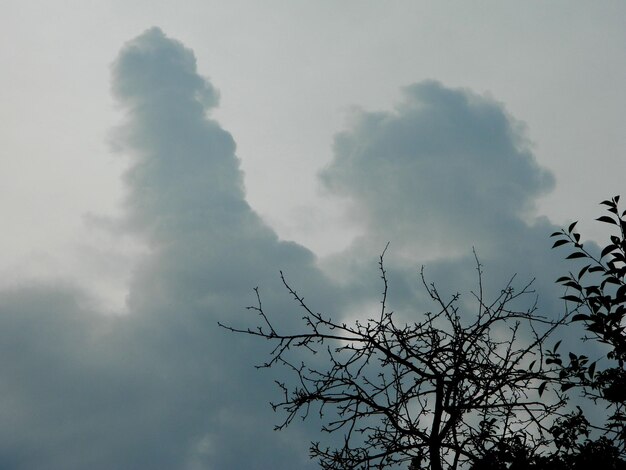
[0,27,336,470]
[321,81,555,260]
[0,28,590,469]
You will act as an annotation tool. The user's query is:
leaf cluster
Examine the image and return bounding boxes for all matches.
[550,196,626,363]
[548,195,626,460]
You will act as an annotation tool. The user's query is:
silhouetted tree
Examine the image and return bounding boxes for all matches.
[222,194,626,469]
[469,196,626,469]
[221,248,566,469]
[546,195,626,464]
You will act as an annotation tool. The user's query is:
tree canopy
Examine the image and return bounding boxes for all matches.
[222,196,626,469]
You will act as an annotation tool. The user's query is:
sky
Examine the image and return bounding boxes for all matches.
[0,2,624,469]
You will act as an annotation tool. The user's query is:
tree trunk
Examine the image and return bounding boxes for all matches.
[429,378,444,470]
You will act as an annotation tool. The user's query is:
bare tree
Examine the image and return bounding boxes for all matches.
[221,249,566,469]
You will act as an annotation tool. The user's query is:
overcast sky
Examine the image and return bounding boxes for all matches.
[0,2,624,469]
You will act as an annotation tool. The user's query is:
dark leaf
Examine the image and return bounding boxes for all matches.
[568,221,578,233]
[566,252,587,259]
[552,239,570,248]
[597,215,617,225]
[616,285,626,302]
[572,314,590,322]
[564,281,582,291]
[562,295,582,303]
[578,265,590,279]
[589,362,596,379]
[561,383,576,392]
[612,252,626,263]
[588,323,603,334]
[556,276,571,283]
[554,340,562,352]
[538,382,547,397]
[601,244,617,258]
[550,231,563,237]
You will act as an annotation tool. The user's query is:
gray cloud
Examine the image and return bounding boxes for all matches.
[0,28,597,469]
[0,27,334,470]
[321,81,555,261]
[104,27,339,469]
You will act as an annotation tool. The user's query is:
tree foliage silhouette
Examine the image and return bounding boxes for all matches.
[546,195,626,465]
[472,195,626,469]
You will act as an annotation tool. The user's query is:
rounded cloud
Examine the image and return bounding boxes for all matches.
[320,80,555,258]
[112,27,219,110]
